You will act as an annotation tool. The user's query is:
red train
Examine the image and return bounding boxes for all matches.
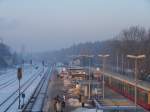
[104,72,150,110]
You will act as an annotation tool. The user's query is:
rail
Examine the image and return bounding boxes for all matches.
[22,67,51,112]
[0,68,44,112]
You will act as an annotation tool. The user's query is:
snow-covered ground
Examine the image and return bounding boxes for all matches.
[0,64,50,112]
[72,108,103,112]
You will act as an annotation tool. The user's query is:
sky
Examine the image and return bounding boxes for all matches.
[0,0,150,52]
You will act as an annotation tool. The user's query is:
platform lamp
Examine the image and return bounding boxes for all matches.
[127,54,146,109]
[98,54,110,101]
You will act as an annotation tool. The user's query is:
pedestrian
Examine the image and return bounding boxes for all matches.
[61,100,66,112]
[53,99,57,112]
[81,95,85,107]
[82,102,85,107]
[63,95,66,101]
[92,100,95,107]
[79,94,81,102]
[56,101,61,112]
[56,95,60,101]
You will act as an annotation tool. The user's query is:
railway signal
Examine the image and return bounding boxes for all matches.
[42,60,45,72]
[30,60,33,74]
[42,60,44,66]
[22,93,25,98]
[30,60,32,65]
[17,67,23,110]
[22,93,25,108]
[17,67,22,80]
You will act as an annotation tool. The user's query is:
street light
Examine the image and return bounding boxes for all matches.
[127,54,146,108]
[87,55,94,99]
[78,55,94,99]
[116,54,119,72]
[127,55,146,59]
[98,54,110,101]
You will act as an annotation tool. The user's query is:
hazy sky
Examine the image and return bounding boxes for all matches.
[0,0,150,52]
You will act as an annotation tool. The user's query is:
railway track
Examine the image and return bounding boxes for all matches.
[0,69,21,81]
[0,67,38,90]
[22,67,51,112]
[0,78,17,90]
[0,68,45,112]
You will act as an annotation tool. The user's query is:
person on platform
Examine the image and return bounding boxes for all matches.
[53,98,57,112]
[56,101,61,112]
[61,100,66,112]
[81,95,85,107]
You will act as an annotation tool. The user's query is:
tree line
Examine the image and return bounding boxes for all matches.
[44,26,150,79]
[0,42,20,68]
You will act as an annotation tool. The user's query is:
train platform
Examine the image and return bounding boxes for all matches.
[105,71,150,112]
[104,99,131,106]
[44,75,79,112]
[99,86,135,107]
[44,70,97,112]
[105,70,150,91]
[43,67,149,112]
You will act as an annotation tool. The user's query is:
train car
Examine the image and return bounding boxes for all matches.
[104,73,150,110]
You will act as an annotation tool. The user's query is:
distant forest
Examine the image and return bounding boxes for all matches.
[42,26,150,77]
[0,42,19,68]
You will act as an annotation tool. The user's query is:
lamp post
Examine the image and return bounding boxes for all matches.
[127,54,146,108]
[87,55,94,99]
[98,54,110,101]
[121,54,124,74]
[116,54,119,72]
[78,55,93,99]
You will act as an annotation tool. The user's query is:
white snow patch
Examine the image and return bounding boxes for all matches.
[72,108,103,112]
[68,98,81,107]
